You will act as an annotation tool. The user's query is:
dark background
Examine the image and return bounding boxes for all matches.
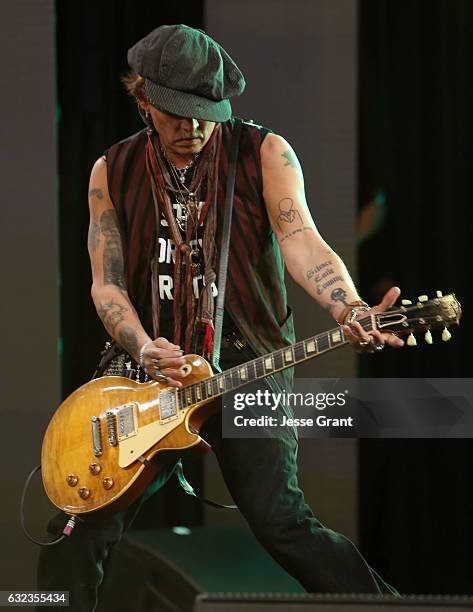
[54,0,473,596]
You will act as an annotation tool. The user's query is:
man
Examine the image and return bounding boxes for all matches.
[39,24,403,610]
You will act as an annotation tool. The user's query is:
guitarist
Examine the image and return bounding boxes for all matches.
[38,25,403,611]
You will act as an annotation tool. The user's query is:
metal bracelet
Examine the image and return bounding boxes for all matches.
[139,341,153,371]
[346,306,370,326]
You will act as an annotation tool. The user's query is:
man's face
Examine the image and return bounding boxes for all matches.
[146,105,216,159]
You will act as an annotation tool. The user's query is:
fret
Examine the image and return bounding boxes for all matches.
[246,360,257,382]
[294,342,306,362]
[239,365,248,381]
[305,338,317,354]
[330,329,343,345]
[184,386,193,407]
[273,350,284,371]
[264,355,274,373]
[283,347,294,364]
[255,357,265,379]
[317,333,329,352]
[223,371,234,392]
[195,384,202,401]
[211,377,219,396]
[190,384,197,405]
[206,379,213,398]
[217,375,225,392]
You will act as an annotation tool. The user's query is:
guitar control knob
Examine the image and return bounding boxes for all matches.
[102,477,114,490]
[89,463,101,475]
[79,487,90,499]
[66,474,78,487]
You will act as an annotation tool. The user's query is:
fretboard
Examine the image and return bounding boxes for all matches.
[176,315,374,410]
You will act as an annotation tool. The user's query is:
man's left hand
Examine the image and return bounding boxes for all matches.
[343,286,405,353]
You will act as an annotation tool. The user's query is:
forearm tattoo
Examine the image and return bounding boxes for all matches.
[306,261,344,296]
[100,209,127,290]
[118,325,139,358]
[88,221,101,252]
[98,299,128,334]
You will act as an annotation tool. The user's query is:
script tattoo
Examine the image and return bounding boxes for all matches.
[306,261,344,295]
[276,197,303,230]
[88,221,101,252]
[279,227,314,243]
[100,209,127,290]
[118,326,138,358]
[282,150,297,168]
[89,188,104,200]
[98,299,128,333]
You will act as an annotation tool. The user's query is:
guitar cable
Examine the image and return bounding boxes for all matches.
[20,464,79,546]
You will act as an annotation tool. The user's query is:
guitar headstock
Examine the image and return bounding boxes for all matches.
[374,292,462,346]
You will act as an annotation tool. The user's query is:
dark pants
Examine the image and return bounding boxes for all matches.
[37,346,398,610]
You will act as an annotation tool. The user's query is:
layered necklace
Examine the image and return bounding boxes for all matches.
[161,147,200,233]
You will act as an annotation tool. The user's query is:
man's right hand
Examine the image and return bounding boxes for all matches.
[142,337,186,387]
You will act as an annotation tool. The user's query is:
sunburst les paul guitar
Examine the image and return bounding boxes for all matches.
[41,292,461,518]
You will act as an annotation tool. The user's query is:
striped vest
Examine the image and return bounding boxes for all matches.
[106,119,295,391]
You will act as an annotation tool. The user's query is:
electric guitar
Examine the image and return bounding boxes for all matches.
[41,292,461,518]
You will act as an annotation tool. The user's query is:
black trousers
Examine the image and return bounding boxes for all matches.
[37,345,398,611]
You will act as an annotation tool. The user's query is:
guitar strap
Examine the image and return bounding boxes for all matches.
[211,117,242,373]
[175,118,242,510]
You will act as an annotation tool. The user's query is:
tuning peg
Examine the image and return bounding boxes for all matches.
[401,299,412,306]
[407,333,417,347]
[442,327,452,342]
[436,290,443,298]
[418,295,428,303]
[424,330,433,344]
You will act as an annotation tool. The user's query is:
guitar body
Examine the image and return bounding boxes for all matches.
[41,293,462,519]
[41,354,217,518]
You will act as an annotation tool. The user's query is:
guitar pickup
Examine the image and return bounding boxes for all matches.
[116,402,138,441]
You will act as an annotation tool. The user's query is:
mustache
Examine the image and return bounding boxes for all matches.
[176,133,204,140]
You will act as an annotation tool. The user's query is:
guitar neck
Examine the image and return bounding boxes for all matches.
[175,319,371,409]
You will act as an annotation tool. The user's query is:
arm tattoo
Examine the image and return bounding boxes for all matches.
[88,221,101,252]
[98,299,128,333]
[89,188,104,199]
[279,227,314,243]
[282,150,298,168]
[118,325,139,358]
[306,261,344,295]
[276,197,303,230]
[100,209,127,290]
[331,288,348,305]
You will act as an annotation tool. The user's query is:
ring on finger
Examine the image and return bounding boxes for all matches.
[373,342,384,352]
[358,339,370,347]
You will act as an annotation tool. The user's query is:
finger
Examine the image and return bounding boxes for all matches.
[155,357,187,369]
[351,321,371,343]
[370,330,385,346]
[372,286,401,314]
[383,332,404,348]
[152,337,181,350]
[151,373,182,388]
[159,368,186,382]
[147,347,184,360]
